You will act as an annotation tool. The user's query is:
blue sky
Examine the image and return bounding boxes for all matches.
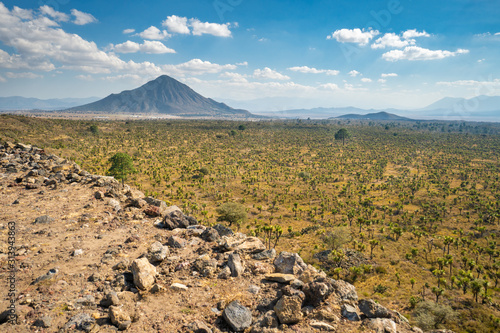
[0,0,499,110]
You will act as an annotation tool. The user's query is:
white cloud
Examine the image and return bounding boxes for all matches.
[12,6,33,20]
[372,33,409,49]
[40,5,69,22]
[327,28,379,46]
[383,47,469,61]
[378,79,387,83]
[162,15,190,34]
[6,71,43,79]
[381,73,398,78]
[236,61,248,66]
[253,67,290,80]
[0,74,6,82]
[76,74,93,81]
[320,83,339,90]
[113,40,175,54]
[71,9,97,25]
[402,29,430,39]
[163,59,237,76]
[190,19,232,37]
[436,79,500,87]
[496,32,500,36]
[0,49,55,71]
[102,74,143,82]
[361,78,372,83]
[288,66,339,75]
[348,70,360,77]
[137,26,170,40]
[220,72,248,83]
[123,28,135,34]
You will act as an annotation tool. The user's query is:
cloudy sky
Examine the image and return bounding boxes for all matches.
[0,0,499,110]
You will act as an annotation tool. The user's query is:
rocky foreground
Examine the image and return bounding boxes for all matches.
[0,142,426,332]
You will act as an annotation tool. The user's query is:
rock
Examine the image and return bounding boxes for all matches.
[109,305,132,330]
[248,285,261,294]
[130,258,156,291]
[100,291,120,307]
[220,234,266,253]
[315,308,339,322]
[252,310,279,330]
[170,283,188,291]
[193,254,218,277]
[274,295,303,324]
[303,279,333,307]
[201,227,220,242]
[310,320,336,331]
[94,190,105,200]
[252,248,276,260]
[274,252,308,275]
[64,313,96,332]
[331,279,358,301]
[228,253,244,277]
[31,268,58,285]
[265,273,296,283]
[282,285,306,301]
[75,295,95,307]
[341,304,361,321]
[358,299,391,319]
[213,223,234,237]
[144,197,168,215]
[33,315,52,328]
[186,320,213,333]
[147,241,169,263]
[73,249,84,256]
[291,279,304,289]
[168,235,188,248]
[223,300,253,332]
[298,265,326,284]
[366,318,397,333]
[218,266,231,279]
[144,205,161,217]
[252,262,273,275]
[161,209,195,229]
[129,198,147,208]
[33,215,54,224]
[108,198,121,211]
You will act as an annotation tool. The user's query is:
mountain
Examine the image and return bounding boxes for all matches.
[420,95,500,112]
[67,75,253,118]
[254,107,372,119]
[334,111,413,121]
[0,96,100,110]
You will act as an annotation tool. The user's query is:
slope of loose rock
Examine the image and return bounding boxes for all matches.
[0,142,427,332]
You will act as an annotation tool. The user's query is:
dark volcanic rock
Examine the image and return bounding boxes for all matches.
[223,300,252,332]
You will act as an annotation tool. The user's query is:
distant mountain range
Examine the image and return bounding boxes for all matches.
[0,96,99,110]
[334,111,413,121]
[67,75,253,118]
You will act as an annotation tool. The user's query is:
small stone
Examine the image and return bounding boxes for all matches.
[75,295,95,307]
[33,215,54,224]
[168,235,188,248]
[151,284,166,293]
[109,305,132,330]
[170,283,188,291]
[213,223,234,237]
[100,291,120,307]
[274,295,303,324]
[228,253,244,277]
[366,318,397,333]
[341,304,361,321]
[223,300,252,332]
[34,315,52,328]
[64,313,96,332]
[265,273,296,283]
[274,252,307,275]
[130,258,156,291]
[73,249,84,256]
[147,241,169,263]
[94,191,105,200]
[185,320,213,333]
[310,320,336,331]
[252,248,277,260]
[201,227,220,242]
[218,266,231,280]
[248,285,261,295]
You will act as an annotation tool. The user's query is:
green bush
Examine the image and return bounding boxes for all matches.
[413,300,456,331]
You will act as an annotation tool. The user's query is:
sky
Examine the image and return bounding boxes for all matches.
[0,0,499,111]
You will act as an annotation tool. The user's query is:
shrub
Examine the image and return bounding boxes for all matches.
[216,202,247,226]
[413,300,456,331]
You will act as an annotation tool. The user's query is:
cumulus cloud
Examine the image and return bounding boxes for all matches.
[381,73,398,78]
[348,70,360,77]
[361,78,372,83]
[40,5,69,22]
[123,28,135,34]
[372,30,429,49]
[253,67,290,80]
[71,9,97,25]
[137,26,170,40]
[288,66,339,75]
[113,40,175,54]
[162,15,190,34]
[320,83,339,90]
[327,28,379,46]
[6,71,42,79]
[163,59,237,76]
[12,6,33,20]
[219,72,248,83]
[382,46,469,61]
[190,19,232,37]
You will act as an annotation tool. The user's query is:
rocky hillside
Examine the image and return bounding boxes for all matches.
[0,142,427,332]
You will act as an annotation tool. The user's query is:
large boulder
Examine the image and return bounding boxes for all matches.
[223,300,252,332]
[161,209,198,230]
[331,279,358,301]
[341,304,361,321]
[220,234,266,253]
[130,258,156,291]
[274,295,303,324]
[274,252,307,275]
[358,299,391,318]
[303,278,333,307]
